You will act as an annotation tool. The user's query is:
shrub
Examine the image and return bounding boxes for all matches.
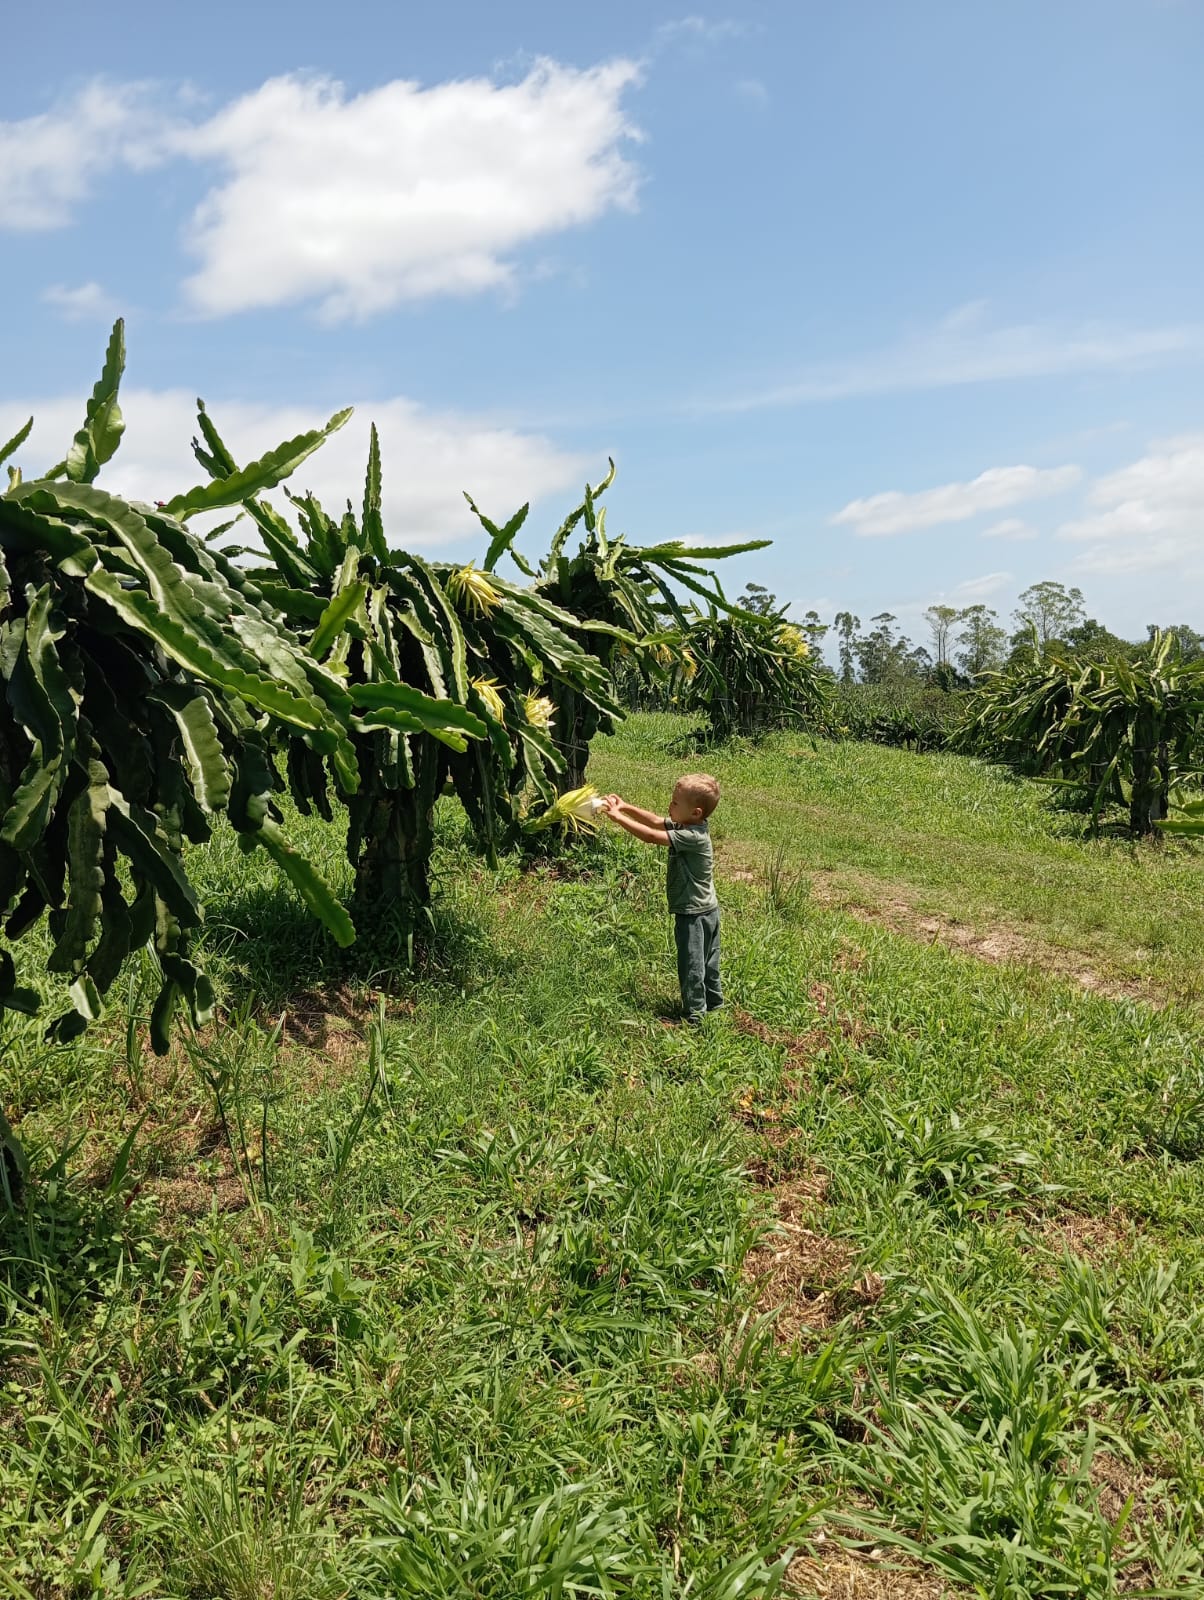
[956,631,1204,834]
[824,682,964,752]
[679,613,831,743]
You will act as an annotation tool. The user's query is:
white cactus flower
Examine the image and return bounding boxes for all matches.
[527,784,606,834]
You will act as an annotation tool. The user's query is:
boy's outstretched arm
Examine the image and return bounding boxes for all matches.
[603,798,670,846]
[604,794,664,828]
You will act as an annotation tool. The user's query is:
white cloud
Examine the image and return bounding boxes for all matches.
[175,62,642,320]
[694,303,1204,414]
[0,390,588,549]
[951,571,1013,602]
[981,517,1038,541]
[734,77,770,106]
[653,17,752,48]
[1067,538,1188,577]
[888,572,1013,628]
[0,62,642,321]
[41,281,118,321]
[677,526,766,543]
[0,81,172,229]
[1058,432,1204,576]
[833,463,1081,537]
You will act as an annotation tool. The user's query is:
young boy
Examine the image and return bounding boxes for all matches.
[603,774,722,1026]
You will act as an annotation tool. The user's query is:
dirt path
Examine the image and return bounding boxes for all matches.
[812,870,1160,1004]
[723,847,1166,1006]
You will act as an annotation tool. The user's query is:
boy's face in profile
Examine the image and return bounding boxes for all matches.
[668,782,703,825]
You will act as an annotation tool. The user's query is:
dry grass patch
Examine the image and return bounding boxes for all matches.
[743,1174,881,1341]
[1032,1208,1134,1262]
[143,1172,250,1222]
[1084,1450,1176,1593]
[273,982,389,1055]
[731,1008,806,1052]
[744,1156,826,1197]
[1091,1449,1167,1529]
[733,1080,805,1137]
[729,999,873,1128]
[833,940,868,974]
[730,1002,846,1073]
[787,1545,961,1598]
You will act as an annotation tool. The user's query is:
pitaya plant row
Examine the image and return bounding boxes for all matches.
[0,323,776,1086]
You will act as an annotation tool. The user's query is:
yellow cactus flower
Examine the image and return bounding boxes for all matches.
[776,624,809,660]
[681,648,699,682]
[471,677,506,723]
[447,563,500,618]
[523,692,555,733]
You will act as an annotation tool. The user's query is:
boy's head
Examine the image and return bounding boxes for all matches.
[668,772,720,825]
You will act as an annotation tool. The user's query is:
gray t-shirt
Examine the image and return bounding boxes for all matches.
[664,819,718,915]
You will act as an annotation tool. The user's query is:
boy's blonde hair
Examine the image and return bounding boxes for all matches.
[677,772,720,817]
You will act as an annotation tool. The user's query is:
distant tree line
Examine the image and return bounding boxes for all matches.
[737,580,1203,689]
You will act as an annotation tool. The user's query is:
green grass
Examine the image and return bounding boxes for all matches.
[595,713,1204,1004]
[3,715,1204,1597]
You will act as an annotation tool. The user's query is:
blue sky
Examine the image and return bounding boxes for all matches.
[3,0,1203,657]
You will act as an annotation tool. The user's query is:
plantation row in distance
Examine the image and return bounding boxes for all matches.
[679,581,1204,838]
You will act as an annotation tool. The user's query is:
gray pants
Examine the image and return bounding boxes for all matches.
[674,909,722,1022]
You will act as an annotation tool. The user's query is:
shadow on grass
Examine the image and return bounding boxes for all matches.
[199,876,515,1018]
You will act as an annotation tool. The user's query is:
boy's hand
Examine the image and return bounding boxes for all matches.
[602,793,624,814]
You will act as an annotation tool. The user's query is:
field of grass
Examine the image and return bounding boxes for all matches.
[3,714,1204,1597]
[599,714,1204,1006]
